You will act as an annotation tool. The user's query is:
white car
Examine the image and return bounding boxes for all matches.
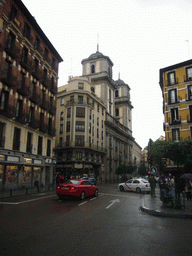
[118,178,151,193]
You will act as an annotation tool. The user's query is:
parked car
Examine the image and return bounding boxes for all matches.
[57,179,98,200]
[81,176,97,185]
[118,178,151,193]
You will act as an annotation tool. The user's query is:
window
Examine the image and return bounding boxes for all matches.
[186,67,192,81]
[109,89,112,102]
[75,136,84,147]
[78,95,83,104]
[89,109,92,120]
[11,5,19,22]
[171,108,179,122]
[91,87,95,93]
[33,58,39,73]
[66,121,70,132]
[59,137,63,147]
[102,108,104,116]
[60,124,63,134]
[78,83,84,90]
[89,123,91,133]
[97,129,99,138]
[76,107,85,118]
[34,36,40,50]
[172,128,180,141]
[97,117,99,126]
[0,122,5,148]
[115,90,119,97]
[75,121,85,132]
[61,98,64,105]
[26,132,33,153]
[47,139,51,157]
[43,68,47,82]
[101,131,103,140]
[91,64,95,73]
[167,72,175,85]
[23,22,31,40]
[7,32,16,52]
[0,90,9,111]
[97,104,99,112]
[189,106,192,122]
[21,46,28,64]
[13,127,21,150]
[115,108,119,116]
[168,89,177,104]
[93,114,94,123]
[29,107,35,123]
[60,111,64,121]
[188,85,192,100]
[38,136,43,155]
[102,120,103,128]
[67,108,71,118]
[76,152,82,160]
[18,72,25,89]
[16,99,23,119]
[44,48,49,61]
[66,135,70,147]
[70,95,74,103]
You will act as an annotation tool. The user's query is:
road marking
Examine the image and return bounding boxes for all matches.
[106,199,120,209]
[78,201,87,206]
[0,194,55,205]
[90,197,97,201]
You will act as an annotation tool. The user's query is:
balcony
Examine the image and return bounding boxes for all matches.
[49,106,56,115]
[0,136,5,148]
[32,68,42,81]
[0,104,16,118]
[5,43,20,59]
[15,110,30,125]
[168,117,181,125]
[29,90,41,104]
[42,77,50,89]
[28,118,40,130]
[20,57,32,71]
[17,81,30,97]
[40,98,49,110]
[0,70,17,88]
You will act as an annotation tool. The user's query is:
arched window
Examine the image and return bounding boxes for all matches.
[91,64,95,73]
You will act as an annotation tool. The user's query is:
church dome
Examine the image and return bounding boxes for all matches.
[88,51,104,59]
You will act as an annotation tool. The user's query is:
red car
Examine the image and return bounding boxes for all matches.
[57,179,98,200]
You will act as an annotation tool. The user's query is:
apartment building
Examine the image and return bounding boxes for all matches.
[0,0,63,191]
[55,49,136,183]
[160,59,192,142]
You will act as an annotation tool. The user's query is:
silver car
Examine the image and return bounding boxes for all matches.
[118,178,151,193]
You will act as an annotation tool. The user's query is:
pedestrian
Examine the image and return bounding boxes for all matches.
[170,175,175,198]
[185,180,192,201]
[149,175,156,197]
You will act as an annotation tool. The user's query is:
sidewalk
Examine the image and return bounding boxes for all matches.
[140,188,192,219]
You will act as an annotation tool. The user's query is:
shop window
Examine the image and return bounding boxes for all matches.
[47,139,51,157]
[22,166,32,187]
[38,136,43,155]
[5,166,18,188]
[13,127,20,150]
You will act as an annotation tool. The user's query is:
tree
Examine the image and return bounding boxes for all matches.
[138,164,147,176]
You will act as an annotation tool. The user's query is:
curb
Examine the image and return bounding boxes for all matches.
[140,205,192,219]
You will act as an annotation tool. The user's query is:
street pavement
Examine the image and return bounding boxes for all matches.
[140,187,192,219]
[0,184,192,219]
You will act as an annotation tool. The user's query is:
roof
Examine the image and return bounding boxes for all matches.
[81,50,113,66]
[18,0,63,62]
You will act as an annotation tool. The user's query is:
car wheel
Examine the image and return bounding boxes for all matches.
[120,186,124,191]
[94,189,98,197]
[80,191,85,200]
[136,187,141,193]
[58,195,64,200]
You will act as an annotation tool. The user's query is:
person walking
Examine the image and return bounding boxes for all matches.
[170,175,175,198]
[149,175,156,197]
[185,180,192,201]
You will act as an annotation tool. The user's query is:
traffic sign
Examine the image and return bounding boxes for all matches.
[150,166,157,175]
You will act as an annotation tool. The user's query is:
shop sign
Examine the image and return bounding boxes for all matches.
[7,156,19,162]
[45,159,52,164]
[33,160,42,165]
[84,165,93,169]
[74,163,83,169]
[0,155,5,161]
[24,158,32,164]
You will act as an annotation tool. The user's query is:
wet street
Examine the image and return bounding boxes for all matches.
[0,184,191,256]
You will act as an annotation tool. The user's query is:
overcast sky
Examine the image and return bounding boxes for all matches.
[22,0,192,149]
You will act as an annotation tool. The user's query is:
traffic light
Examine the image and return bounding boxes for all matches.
[148,155,153,166]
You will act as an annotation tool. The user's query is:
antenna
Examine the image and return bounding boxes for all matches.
[97,34,99,52]
[185,40,190,59]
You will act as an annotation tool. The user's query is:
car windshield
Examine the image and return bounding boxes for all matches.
[141,179,148,183]
[63,180,80,185]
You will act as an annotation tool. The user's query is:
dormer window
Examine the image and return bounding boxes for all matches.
[91,64,95,74]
